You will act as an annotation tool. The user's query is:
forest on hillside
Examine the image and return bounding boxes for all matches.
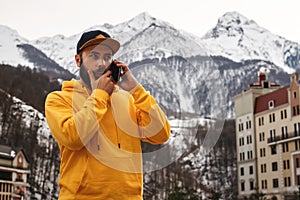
[0,64,61,112]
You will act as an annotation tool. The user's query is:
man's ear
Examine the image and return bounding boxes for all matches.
[75,54,81,67]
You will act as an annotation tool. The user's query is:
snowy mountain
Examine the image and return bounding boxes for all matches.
[0,25,74,80]
[202,11,298,73]
[27,11,300,76]
[0,26,32,68]
[1,11,300,118]
[29,12,205,74]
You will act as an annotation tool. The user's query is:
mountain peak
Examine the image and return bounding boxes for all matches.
[218,11,257,27]
[134,12,155,21]
[0,25,28,43]
[203,11,259,39]
[126,12,162,30]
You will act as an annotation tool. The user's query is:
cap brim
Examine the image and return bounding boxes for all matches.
[79,38,120,54]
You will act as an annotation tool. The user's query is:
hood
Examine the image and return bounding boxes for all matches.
[62,79,88,95]
[61,79,119,95]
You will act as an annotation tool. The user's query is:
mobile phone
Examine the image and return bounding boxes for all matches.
[109,61,121,83]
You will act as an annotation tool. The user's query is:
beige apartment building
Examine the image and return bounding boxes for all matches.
[236,72,300,199]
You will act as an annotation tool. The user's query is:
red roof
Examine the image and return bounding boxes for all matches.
[254,86,289,114]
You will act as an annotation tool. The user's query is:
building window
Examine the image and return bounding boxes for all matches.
[284,160,290,170]
[282,143,289,153]
[239,123,244,132]
[262,180,268,189]
[261,164,267,173]
[281,109,288,119]
[240,152,245,161]
[284,177,291,187]
[293,105,300,116]
[294,123,300,136]
[281,126,288,139]
[294,91,297,99]
[272,162,278,171]
[270,129,276,142]
[239,137,244,146]
[249,166,253,175]
[297,176,300,185]
[241,182,245,191]
[259,132,265,142]
[259,133,262,142]
[296,158,300,168]
[269,113,276,123]
[250,180,254,190]
[246,120,252,129]
[273,179,279,188]
[271,145,277,155]
[269,100,274,109]
[247,151,253,159]
[258,117,265,126]
[240,167,244,176]
[296,140,300,150]
[260,148,266,157]
[247,135,252,144]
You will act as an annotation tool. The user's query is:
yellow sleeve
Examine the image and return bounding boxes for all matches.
[130,84,171,144]
[45,89,109,150]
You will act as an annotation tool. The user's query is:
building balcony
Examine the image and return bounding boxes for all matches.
[267,132,300,145]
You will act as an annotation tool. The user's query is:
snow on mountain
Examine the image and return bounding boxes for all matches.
[0,25,74,80]
[30,12,207,74]
[202,11,296,73]
[30,34,78,74]
[0,25,33,68]
[1,89,51,145]
[28,11,300,77]
[117,22,206,64]
[29,12,170,74]
[90,12,171,43]
[2,11,300,118]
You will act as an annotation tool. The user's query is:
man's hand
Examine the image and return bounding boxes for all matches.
[114,60,139,91]
[88,69,114,95]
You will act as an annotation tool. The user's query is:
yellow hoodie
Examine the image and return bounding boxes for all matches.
[45,79,170,200]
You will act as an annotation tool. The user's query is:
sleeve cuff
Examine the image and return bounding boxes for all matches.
[91,89,110,102]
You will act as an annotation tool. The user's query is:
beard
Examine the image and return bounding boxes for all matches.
[79,63,106,90]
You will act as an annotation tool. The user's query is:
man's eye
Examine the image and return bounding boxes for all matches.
[92,53,99,59]
[104,55,112,62]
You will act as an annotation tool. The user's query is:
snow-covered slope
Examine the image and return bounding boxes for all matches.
[0,89,50,145]
[0,25,74,80]
[0,25,33,68]
[31,34,78,74]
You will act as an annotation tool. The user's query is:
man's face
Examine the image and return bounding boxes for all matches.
[79,44,113,89]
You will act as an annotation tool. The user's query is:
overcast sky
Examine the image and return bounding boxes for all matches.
[1,0,300,43]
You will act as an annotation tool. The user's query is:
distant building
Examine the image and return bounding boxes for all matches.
[235,71,300,199]
[0,145,30,200]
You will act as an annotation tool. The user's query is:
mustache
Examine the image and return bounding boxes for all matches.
[79,64,109,90]
[93,67,106,75]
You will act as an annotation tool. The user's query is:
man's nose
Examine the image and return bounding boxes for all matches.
[97,58,106,67]
[98,58,111,68]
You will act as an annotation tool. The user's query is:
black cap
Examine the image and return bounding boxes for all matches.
[76,30,120,54]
